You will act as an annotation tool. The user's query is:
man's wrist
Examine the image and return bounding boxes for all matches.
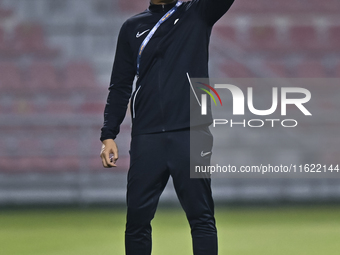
[100,135,116,142]
[102,138,115,144]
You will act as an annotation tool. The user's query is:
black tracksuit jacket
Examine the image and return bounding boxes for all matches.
[100,0,234,141]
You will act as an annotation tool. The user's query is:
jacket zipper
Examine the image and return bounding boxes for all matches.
[158,14,166,131]
[158,58,166,131]
[132,85,141,118]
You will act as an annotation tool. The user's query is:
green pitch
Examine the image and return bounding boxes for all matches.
[0,206,339,255]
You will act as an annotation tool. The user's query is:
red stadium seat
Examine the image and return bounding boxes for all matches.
[118,0,148,13]
[245,26,279,51]
[13,23,45,51]
[53,138,79,155]
[64,61,97,89]
[0,62,22,91]
[0,139,7,155]
[289,26,320,50]
[11,23,58,57]
[228,0,262,13]
[263,0,340,13]
[328,26,340,50]
[49,157,80,172]
[27,62,60,90]
[81,101,105,114]
[264,60,288,78]
[0,28,19,58]
[220,62,255,78]
[3,156,49,172]
[20,138,43,154]
[0,157,12,172]
[334,62,340,77]
[0,27,5,51]
[260,0,303,13]
[0,156,79,172]
[0,6,12,18]
[295,60,328,78]
[311,0,340,12]
[213,26,237,43]
[41,100,75,114]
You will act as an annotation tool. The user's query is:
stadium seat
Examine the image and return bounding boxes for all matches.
[221,62,255,78]
[244,26,279,51]
[64,61,97,89]
[264,60,287,78]
[0,138,7,155]
[12,23,58,57]
[0,157,12,172]
[13,23,44,51]
[228,0,262,13]
[0,6,12,18]
[81,101,105,114]
[27,62,60,90]
[289,26,320,50]
[53,138,79,155]
[5,136,81,172]
[0,27,5,51]
[0,28,18,58]
[258,0,303,13]
[0,156,49,172]
[118,0,147,13]
[30,97,63,113]
[334,62,340,77]
[12,98,35,114]
[50,157,80,172]
[41,100,75,114]
[18,156,50,172]
[263,0,340,13]
[214,26,237,43]
[295,60,328,78]
[311,0,340,12]
[0,62,22,91]
[328,26,340,50]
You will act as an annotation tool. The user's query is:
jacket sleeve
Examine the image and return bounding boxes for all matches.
[197,0,235,26]
[100,22,136,141]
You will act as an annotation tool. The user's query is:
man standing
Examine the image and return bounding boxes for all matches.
[100,0,235,254]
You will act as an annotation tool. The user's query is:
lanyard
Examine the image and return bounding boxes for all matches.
[136,1,182,77]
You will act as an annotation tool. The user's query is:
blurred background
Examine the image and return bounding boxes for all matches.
[0,1,340,254]
[1,0,339,207]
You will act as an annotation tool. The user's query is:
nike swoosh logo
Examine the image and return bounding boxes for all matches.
[201,151,212,157]
[136,29,150,38]
[174,18,179,25]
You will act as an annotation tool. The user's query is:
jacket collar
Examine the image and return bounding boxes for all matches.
[148,0,179,13]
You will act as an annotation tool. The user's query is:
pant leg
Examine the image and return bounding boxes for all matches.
[125,133,170,255]
[167,127,218,255]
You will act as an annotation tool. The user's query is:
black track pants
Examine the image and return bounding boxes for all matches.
[125,126,217,255]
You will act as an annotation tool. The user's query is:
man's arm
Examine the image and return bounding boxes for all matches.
[100,21,135,168]
[198,0,235,26]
